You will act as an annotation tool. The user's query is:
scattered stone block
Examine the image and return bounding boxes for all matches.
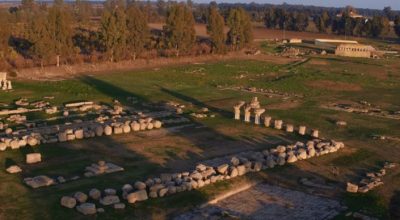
[26,153,42,164]
[346,183,359,193]
[127,190,148,203]
[134,181,146,190]
[89,188,101,200]
[100,195,120,206]
[74,192,88,203]
[61,196,77,209]
[6,165,22,174]
[24,175,54,188]
[76,203,96,215]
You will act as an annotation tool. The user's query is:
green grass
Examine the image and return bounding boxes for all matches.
[0,53,400,219]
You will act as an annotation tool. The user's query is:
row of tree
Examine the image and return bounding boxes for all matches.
[0,0,253,70]
[264,6,399,38]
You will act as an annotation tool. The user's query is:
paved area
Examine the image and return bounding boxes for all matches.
[175,184,343,220]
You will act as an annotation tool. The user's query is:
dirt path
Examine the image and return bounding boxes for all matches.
[15,52,299,81]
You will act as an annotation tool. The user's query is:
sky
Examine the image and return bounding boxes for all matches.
[196,0,400,10]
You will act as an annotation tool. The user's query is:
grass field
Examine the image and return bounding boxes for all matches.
[1,51,400,219]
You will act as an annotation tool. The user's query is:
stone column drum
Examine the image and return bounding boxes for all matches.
[286,124,294,133]
[274,120,283,129]
[264,116,272,127]
[311,129,319,138]
[298,126,306,135]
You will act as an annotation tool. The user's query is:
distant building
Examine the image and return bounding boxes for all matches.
[315,39,358,47]
[289,38,302,44]
[336,11,364,19]
[335,44,377,58]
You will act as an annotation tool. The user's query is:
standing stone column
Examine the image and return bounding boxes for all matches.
[274,120,283,129]
[244,106,252,123]
[233,101,245,120]
[254,108,265,125]
[264,116,272,127]
[298,126,306,135]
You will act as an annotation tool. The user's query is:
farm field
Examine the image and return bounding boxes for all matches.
[1,52,400,220]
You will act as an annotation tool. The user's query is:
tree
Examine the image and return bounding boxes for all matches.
[227,7,253,50]
[207,5,226,53]
[264,7,276,29]
[294,12,308,31]
[0,12,11,70]
[395,15,400,38]
[157,0,166,17]
[21,0,35,10]
[370,16,390,38]
[74,0,93,25]
[315,11,330,33]
[383,7,395,21]
[100,6,127,61]
[27,12,53,67]
[126,4,149,60]
[47,2,75,66]
[163,3,196,56]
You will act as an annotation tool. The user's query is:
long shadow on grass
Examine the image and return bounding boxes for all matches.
[160,87,232,119]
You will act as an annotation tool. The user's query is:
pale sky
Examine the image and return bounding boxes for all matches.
[196,0,400,10]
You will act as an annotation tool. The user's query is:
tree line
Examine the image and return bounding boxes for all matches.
[0,0,253,70]
[264,6,400,38]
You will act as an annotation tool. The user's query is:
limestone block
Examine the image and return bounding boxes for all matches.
[100,195,120,206]
[89,188,101,200]
[217,164,229,174]
[287,154,298,163]
[346,182,359,193]
[229,167,238,178]
[131,122,140,131]
[153,120,162,129]
[134,181,146,190]
[231,157,240,166]
[312,129,319,138]
[61,196,77,209]
[104,126,112,136]
[27,137,38,146]
[26,153,41,164]
[127,190,148,203]
[76,203,96,215]
[114,126,123,134]
[6,165,22,173]
[10,139,20,149]
[74,129,84,139]
[0,142,6,151]
[298,126,306,135]
[58,132,67,142]
[140,123,147,130]
[104,188,116,195]
[274,120,283,129]
[74,192,88,203]
[122,184,133,192]
[95,126,104,136]
[122,125,131,133]
[286,124,294,133]
[237,165,246,176]
[159,188,168,197]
